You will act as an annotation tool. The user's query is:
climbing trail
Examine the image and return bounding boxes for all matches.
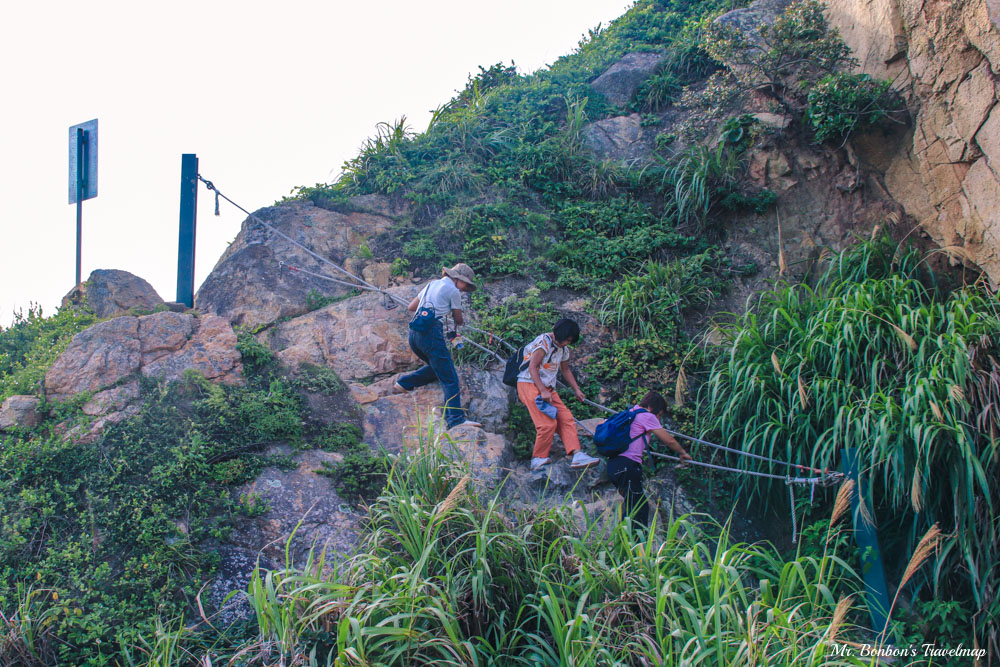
[198,176,843,539]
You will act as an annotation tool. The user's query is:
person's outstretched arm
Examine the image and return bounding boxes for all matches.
[651,428,692,464]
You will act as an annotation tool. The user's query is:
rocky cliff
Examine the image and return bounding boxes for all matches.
[827,0,1000,281]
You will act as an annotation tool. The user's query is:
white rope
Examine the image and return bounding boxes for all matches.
[198,176,834,484]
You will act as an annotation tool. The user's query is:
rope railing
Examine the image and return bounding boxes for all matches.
[197,175,840,498]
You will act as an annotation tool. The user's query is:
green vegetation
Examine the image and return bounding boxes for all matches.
[2,0,970,662]
[594,252,736,337]
[292,361,345,395]
[807,72,902,143]
[700,234,999,648]
[0,303,97,402]
[704,0,854,110]
[103,440,870,665]
[0,372,304,664]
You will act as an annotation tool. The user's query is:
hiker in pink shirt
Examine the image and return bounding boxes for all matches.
[606,390,692,530]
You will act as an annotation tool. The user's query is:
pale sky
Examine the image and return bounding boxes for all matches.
[0,0,633,327]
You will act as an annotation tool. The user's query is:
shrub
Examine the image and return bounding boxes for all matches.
[0,373,306,663]
[293,362,345,395]
[235,330,276,381]
[704,0,855,108]
[806,72,901,143]
[316,422,362,451]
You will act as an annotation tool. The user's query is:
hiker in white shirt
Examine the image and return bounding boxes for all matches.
[394,263,482,430]
[516,318,601,471]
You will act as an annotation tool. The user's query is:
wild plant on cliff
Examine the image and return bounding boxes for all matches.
[701,234,1000,648]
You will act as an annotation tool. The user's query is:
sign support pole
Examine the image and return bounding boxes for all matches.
[75,128,87,287]
[68,118,97,287]
[177,154,198,308]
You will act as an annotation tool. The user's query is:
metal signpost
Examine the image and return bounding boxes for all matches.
[177,154,199,308]
[68,119,98,287]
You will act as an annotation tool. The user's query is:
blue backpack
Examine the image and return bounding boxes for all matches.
[593,408,648,457]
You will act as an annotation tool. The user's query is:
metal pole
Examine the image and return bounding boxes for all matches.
[841,447,892,638]
[177,154,198,307]
[75,128,85,287]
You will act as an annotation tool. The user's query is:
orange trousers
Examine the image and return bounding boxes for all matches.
[516,382,581,459]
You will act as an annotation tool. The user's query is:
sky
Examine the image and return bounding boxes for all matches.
[0,0,633,328]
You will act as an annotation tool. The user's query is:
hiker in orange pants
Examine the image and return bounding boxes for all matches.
[515,319,601,471]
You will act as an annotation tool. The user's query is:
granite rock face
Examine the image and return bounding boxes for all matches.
[589,51,665,106]
[62,269,164,319]
[196,199,402,328]
[0,395,42,430]
[44,311,243,403]
[582,113,650,160]
[268,285,421,383]
[825,0,1000,282]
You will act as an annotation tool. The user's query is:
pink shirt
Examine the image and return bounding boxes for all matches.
[621,406,662,464]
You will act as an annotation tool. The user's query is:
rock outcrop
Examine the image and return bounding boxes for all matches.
[196,199,403,328]
[582,113,651,160]
[208,446,366,624]
[0,395,42,431]
[589,51,664,106]
[267,285,420,383]
[826,0,1000,281]
[62,269,165,318]
[44,311,242,404]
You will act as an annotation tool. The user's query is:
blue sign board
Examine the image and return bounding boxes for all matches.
[69,119,98,203]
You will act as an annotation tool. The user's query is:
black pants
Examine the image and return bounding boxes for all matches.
[607,456,648,529]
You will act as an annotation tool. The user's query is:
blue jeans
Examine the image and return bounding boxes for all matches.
[397,322,464,427]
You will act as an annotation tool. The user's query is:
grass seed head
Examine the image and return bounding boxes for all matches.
[892,325,917,351]
[898,523,942,591]
[910,469,923,513]
[675,366,688,406]
[436,476,470,519]
[826,595,854,644]
[829,479,855,531]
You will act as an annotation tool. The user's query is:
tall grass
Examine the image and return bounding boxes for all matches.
[206,424,868,665]
[595,253,728,336]
[700,234,1000,649]
[0,585,60,667]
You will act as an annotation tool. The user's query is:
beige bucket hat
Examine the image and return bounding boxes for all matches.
[443,262,478,290]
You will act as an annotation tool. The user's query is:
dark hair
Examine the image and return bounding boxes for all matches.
[552,318,580,345]
[638,390,667,416]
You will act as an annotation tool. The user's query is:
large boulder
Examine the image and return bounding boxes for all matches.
[62,269,164,318]
[825,0,1000,283]
[358,368,509,450]
[0,395,42,430]
[44,311,242,403]
[209,446,365,624]
[268,285,420,383]
[582,113,649,160]
[196,200,400,328]
[590,51,665,106]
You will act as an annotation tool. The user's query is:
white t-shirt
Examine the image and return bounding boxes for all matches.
[516,333,570,388]
[416,277,463,320]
